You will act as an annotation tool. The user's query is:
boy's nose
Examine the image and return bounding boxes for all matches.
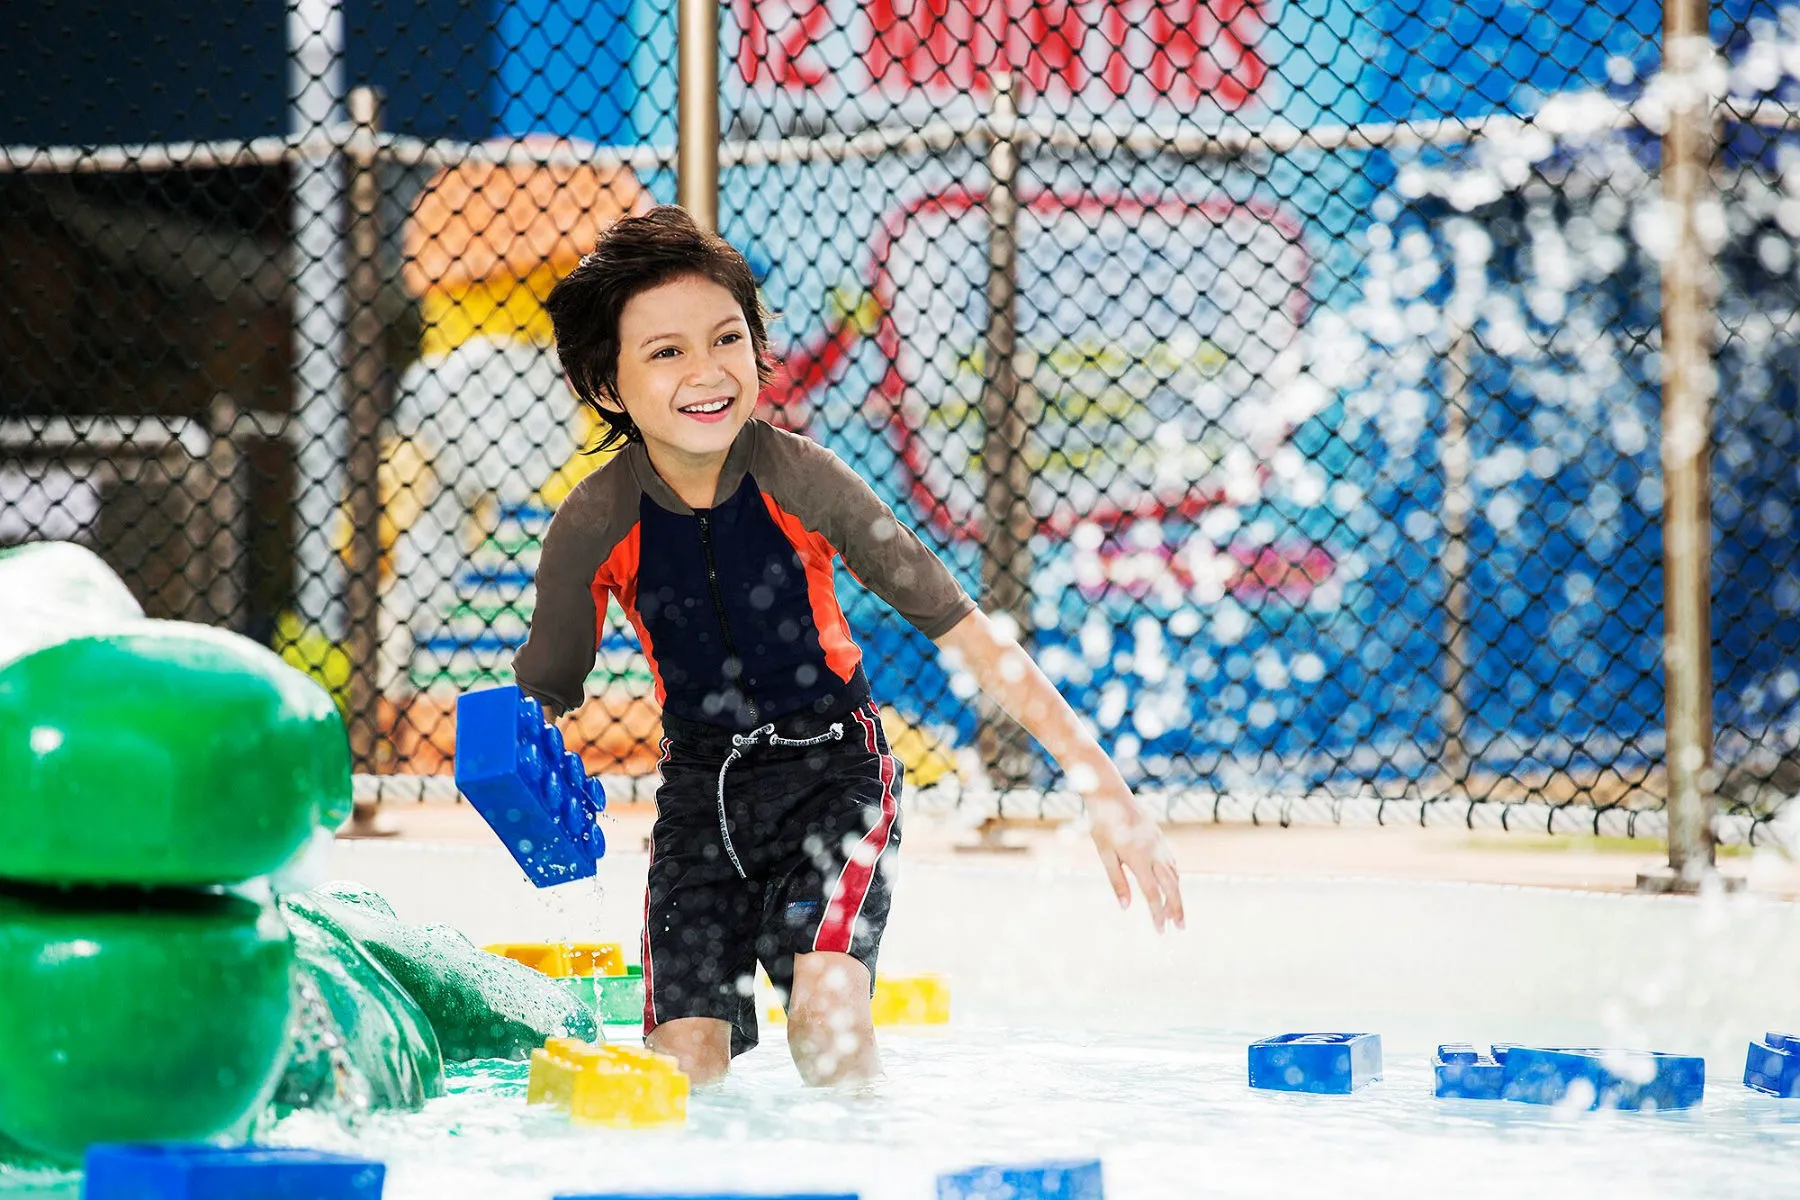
[686,359,730,388]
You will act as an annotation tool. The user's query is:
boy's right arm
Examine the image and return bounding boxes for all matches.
[512,479,623,720]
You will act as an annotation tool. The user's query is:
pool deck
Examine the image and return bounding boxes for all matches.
[347,800,1800,899]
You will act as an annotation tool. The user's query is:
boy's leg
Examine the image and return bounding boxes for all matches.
[646,1017,733,1085]
[643,751,767,1080]
[760,701,903,1087]
[786,951,878,1086]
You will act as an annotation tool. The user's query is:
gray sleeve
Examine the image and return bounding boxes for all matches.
[510,467,635,716]
[756,425,977,639]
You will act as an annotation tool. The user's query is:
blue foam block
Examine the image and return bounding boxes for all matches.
[1248,1033,1383,1094]
[936,1160,1104,1200]
[454,685,608,887]
[1465,1046,1706,1111]
[83,1144,385,1200]
[1433,1043,1517,1100]
[1744,1032,1800,1097]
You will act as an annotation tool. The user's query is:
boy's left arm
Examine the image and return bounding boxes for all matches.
[935,609,1186,933]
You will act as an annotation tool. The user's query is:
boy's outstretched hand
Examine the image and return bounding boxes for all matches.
[1086,786,1186,932]
[934,609,1188,934]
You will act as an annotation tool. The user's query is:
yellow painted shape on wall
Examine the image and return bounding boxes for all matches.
[879,709,960,788]
[418,266,562,359]
[527,1038,688,1128]
[764,974,951,1028]
[484,942,625,979]
[538,406,611,507]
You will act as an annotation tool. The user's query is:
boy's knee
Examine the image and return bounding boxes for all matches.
[646,1018,732,1085]
[785,954,878,1085]
[788,951,870,1004]
[786,991,874,1040]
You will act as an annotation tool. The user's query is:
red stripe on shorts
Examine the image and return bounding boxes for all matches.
[813,704,897,955]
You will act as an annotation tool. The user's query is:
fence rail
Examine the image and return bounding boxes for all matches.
[15,91,1800,181]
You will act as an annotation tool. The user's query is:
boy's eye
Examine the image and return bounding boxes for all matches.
[718,332,743,345]
[651,346,679,359]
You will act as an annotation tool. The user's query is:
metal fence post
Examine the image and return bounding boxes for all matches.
[1440,321,1474,794]
[343,85,391,814]
[677,0,720,231]
[1641,0,1725,892]
[287,0,349,639]
[204,394,246,630]
[976,71,1037,799]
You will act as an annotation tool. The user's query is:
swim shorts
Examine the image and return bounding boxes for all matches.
[642,697,903,1056]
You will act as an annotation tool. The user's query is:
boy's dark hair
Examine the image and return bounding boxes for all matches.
[545,204,777,451]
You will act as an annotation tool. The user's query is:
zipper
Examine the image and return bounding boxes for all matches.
[695,511,761,725]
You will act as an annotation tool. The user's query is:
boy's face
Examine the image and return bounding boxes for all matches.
[610,273,760,464]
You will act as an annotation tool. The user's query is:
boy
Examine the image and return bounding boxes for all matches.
[514,205,1183,1088]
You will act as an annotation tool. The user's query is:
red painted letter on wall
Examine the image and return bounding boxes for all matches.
[742,0,1268,109]
[1099,0,1266,110]
[736,0,836,88]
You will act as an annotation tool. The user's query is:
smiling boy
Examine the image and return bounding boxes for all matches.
[514,205,1182,1088]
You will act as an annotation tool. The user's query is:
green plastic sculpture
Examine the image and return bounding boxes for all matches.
[0,542,604,1171]
[0,888,295,1162]
[0,542,350,1164]
[0,542,352,887]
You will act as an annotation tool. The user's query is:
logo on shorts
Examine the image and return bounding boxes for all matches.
[785,899,822,927]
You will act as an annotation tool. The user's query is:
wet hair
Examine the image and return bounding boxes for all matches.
[544,204,777,451]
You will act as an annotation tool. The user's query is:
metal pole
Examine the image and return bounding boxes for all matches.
[976,72,1037,795]
[1643,0,1721,891]
[287,0,348,640]
[343,86,389,795]
[1440,322,1473,793]
[677,0,720,231]
[205,394,246,631]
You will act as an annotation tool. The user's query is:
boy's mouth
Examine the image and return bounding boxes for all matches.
[678,396,735,421]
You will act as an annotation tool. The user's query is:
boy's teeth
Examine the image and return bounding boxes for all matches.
[684,399,730,414]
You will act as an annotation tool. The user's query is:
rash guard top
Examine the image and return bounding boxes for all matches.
[512,420,976,730]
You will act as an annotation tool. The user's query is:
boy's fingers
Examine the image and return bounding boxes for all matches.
[1155,860,1186,929]
[1127,855,1167,932]
[1101,849,1130,909]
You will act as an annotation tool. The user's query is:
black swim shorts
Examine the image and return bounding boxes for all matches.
[641,697,904,1056]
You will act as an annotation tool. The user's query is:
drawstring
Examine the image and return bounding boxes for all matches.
[715,721,844,879]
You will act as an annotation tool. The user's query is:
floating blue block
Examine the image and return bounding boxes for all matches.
[1499,1047,1704,1111]
[1744,1032,1800,1097]
[454,685,608,887]
[936,1160,1104,1200]
[1248,1033,1383,1094]
[83,1144,385,1200]
[1433,1043,1517,1100]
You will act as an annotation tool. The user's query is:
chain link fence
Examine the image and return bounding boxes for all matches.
[5,0,1799,847]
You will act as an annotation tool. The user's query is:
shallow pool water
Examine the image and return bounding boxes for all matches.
[250,1020,1800,1200]
[13,851,1800,1199]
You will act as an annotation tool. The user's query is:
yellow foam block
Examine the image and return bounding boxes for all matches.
[484,942,626,979]
[764,974,951,1027]
[562,943,627,977]
[526,1038,688,1128]
[871,974,951,1025]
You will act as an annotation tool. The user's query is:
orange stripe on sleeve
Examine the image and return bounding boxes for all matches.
[760,491,863,683]
[591,523,666,706]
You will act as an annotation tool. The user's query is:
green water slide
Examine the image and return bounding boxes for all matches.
[0,543,594,1169]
